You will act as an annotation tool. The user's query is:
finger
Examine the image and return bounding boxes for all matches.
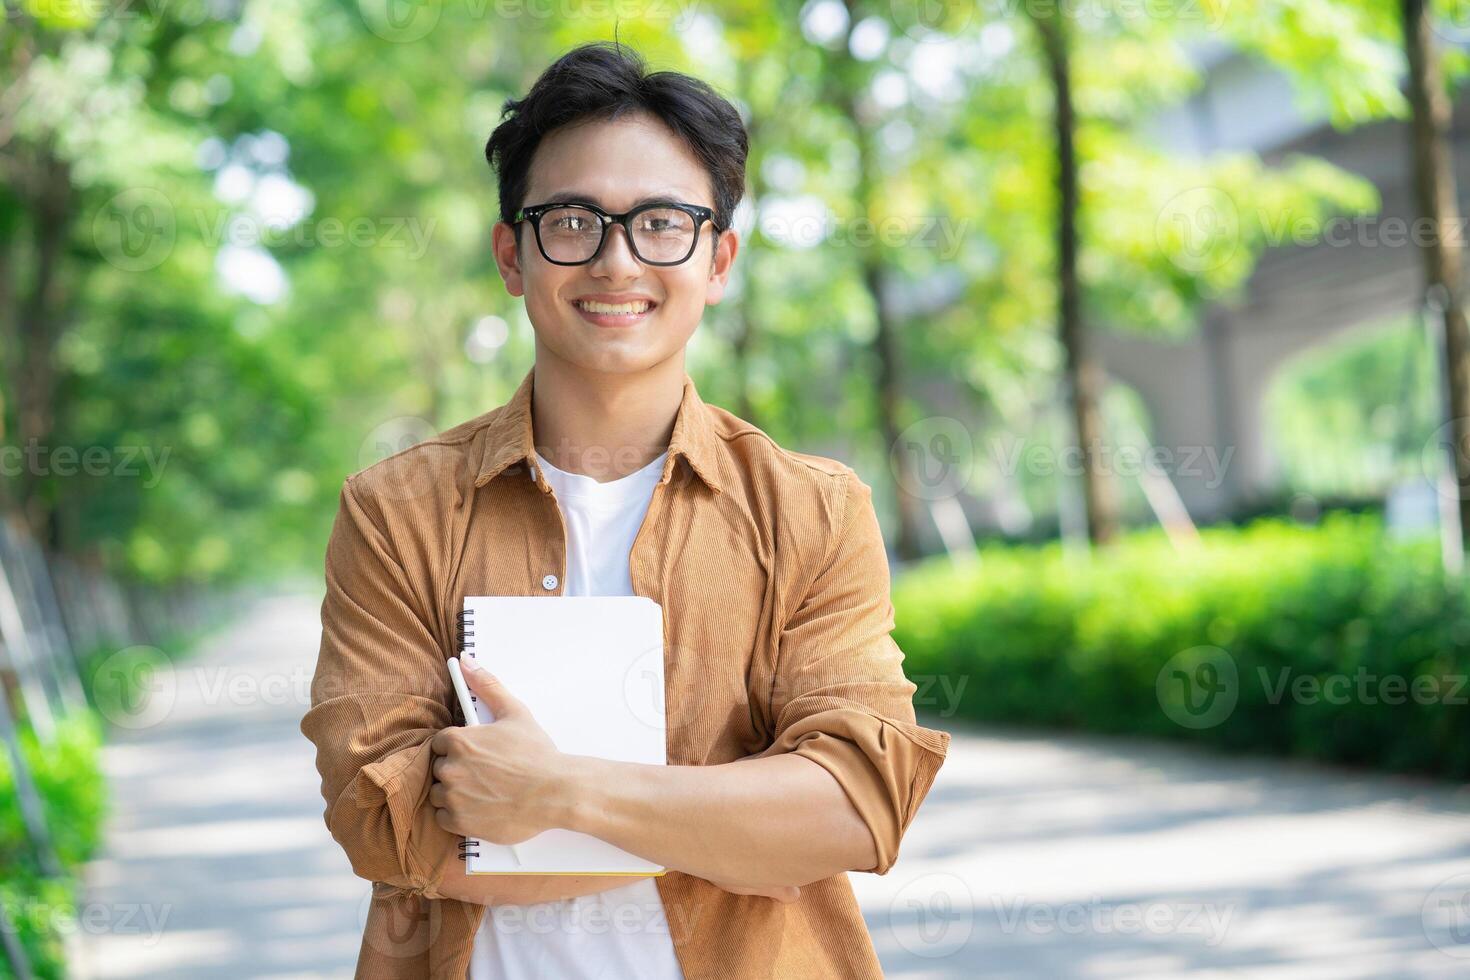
[460,659,524,719]
[431,756,445,781]
[429,783,446,808]
[430,728,454,756]
[709,881,801,903]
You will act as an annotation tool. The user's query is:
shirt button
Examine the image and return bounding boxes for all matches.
[542,574,559,591]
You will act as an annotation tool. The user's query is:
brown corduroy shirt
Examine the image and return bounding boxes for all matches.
[301,365,951,979]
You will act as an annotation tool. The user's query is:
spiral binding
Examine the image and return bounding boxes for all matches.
[456,608,475,651]
[456,605,480,861]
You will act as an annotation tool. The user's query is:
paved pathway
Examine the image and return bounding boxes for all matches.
[79,592,364,979]
[80,593,1470,978]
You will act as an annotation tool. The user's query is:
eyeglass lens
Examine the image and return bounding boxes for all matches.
[538,206,698,264]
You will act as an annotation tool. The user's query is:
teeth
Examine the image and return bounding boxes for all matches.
[577,300,651,315]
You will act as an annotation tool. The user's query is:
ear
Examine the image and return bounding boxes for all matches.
[492,220,526,298]
[703,227,740,307]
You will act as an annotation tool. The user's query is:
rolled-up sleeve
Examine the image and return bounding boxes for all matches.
[299,477,459,900]
[758,470,950,876]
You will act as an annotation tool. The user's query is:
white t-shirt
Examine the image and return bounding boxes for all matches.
[467,448,685,980]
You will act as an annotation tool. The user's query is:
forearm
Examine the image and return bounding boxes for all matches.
[560,753,877,890]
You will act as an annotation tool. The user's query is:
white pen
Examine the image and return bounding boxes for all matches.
[447,656,524,867]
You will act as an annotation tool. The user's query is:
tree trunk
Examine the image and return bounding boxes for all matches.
[860,258,923,561]
[728,108,761,429]
[1402,0,1470,549]
[829,3,925,562]
[14,147,71,547]
[1033,8,1118,546]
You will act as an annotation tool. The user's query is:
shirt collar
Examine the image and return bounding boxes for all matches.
[474,365,724,496]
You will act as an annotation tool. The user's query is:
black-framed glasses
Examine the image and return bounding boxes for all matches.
[514,200,720,266]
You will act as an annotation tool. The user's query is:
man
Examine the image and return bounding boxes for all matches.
[302,41,950,979]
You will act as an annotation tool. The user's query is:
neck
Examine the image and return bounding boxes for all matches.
[529,349,685,483]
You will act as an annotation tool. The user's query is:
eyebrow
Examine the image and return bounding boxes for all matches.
[540,191,701,210]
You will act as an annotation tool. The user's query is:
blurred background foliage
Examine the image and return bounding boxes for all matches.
[9,2,1470,974]
[7,0,1463,586]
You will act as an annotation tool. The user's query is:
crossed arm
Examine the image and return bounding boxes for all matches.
[428,724,873,906]
[425,658,875,900]
[302,472,948,908]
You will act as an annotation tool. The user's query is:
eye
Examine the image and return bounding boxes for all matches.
[635,208,693,235]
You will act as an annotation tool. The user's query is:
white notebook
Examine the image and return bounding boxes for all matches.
[457,595,668,875]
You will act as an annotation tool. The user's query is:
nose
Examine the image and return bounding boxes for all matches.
[588,222,642,280]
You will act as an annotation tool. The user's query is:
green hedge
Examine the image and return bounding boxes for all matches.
[0,714,105,980]
[893,514,1470,778]
[1,618,220,978]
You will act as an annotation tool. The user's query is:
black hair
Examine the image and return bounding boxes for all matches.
[485,42,748,233]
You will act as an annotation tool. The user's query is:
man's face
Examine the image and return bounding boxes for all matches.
[492,112,740,376]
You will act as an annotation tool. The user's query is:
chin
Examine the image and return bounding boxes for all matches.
[563,346,669,376]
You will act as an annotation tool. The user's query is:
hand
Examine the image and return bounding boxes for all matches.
[706,880,801,904]
[429,660,572,845]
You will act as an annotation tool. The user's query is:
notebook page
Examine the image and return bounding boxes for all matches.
[459,595,668,875]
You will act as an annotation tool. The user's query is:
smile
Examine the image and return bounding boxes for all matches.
[574,299,654,315]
